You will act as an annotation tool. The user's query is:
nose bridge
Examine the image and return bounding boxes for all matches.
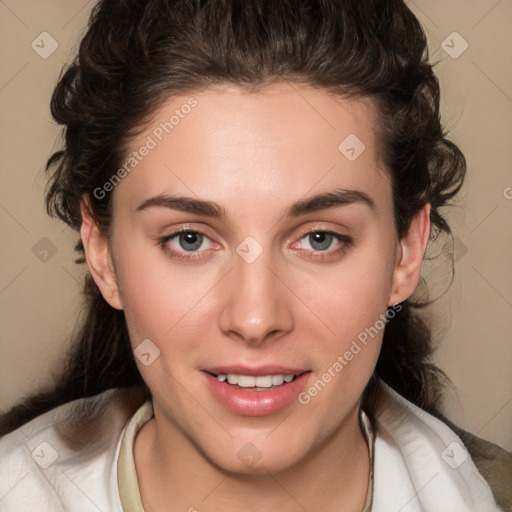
[218,241,293,345]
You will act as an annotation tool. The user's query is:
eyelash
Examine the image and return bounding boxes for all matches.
[158,228,354,262]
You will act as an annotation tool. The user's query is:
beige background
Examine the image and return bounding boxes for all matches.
[0,1,511,450]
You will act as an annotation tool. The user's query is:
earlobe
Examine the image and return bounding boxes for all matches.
[79,195,123,310]
[388,203,431,306]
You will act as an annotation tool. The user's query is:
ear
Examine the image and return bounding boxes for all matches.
[388,203,431,306]
[80,195,123,310]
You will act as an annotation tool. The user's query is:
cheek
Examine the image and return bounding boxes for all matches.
[113,246,215,346]
[299,247,395,344]
[294,244,394,403]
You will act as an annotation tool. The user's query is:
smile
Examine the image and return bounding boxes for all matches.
[202,369,312,416]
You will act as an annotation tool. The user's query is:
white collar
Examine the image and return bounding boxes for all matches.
[371,382,501,511]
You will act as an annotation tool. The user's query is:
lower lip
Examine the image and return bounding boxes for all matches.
[203,371,311,416]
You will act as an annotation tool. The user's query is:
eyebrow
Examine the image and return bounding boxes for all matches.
[136,188,376,220]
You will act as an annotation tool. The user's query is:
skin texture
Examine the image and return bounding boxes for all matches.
[80,82,430,511]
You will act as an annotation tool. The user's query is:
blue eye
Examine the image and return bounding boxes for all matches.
[302,232,336,251]
[297,231,353,255]
[159,228,353,263]
[172,231,206,252]
[159,229,213,262]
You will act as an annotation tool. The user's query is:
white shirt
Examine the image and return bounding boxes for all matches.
[0,383,503,511]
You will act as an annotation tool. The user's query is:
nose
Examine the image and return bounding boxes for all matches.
[218,247,294,346]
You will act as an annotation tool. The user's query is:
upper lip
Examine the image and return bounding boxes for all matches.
[202,366,310,376]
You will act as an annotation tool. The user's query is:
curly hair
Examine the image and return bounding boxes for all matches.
[0,0,465,436]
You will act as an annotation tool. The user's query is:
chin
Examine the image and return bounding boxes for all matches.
[203,437,310,476]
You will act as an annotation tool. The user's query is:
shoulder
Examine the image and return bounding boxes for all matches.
[0,387,146,512]
[372,382,509,511]
[446,421,512,512]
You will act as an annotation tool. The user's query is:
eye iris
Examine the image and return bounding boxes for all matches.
[309,232,333,251]
[179,232,203,251]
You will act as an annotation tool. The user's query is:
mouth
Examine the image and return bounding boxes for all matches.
[201,367,312,416]
[204,371,307,391]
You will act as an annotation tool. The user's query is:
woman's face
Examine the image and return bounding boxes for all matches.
[90,82,425,473]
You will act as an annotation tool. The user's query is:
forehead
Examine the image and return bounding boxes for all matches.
[113,82,390,215]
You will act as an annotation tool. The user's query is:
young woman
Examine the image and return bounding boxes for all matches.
[0,1,510,511]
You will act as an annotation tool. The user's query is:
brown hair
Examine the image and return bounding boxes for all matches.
[0,0,465,437]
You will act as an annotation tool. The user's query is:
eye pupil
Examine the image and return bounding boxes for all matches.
[309,232,333,251]
[179,232,203,251]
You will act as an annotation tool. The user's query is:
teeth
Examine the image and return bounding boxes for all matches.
[227,374,238,385]
[237,375,256,387]
[219,373,296,387]
[271,375,284,386]
[255,376,273,387]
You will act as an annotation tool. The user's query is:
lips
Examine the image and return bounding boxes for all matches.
[202,365,309,376]
[201,366,312,416]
